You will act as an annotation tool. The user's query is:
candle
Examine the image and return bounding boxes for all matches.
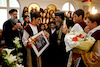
[63,18,66,28]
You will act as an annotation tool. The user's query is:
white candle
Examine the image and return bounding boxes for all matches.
[63,18,66,28]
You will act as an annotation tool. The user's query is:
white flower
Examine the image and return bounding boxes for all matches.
[13,37,22,48]
[14,37,20,41]
[13,37,20,44]
[16,64,24,67]
[17,57,23,63]
[3,48,15,55]
[17,53,23,63]
[17,44,22,48]
[4,54,17,64]
[17,53,23,57]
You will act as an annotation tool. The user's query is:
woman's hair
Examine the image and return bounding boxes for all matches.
[22,11,28,17]
[50,22,56,25]
[22,7,28,16]
[40,8,44,13]
[44,9,48,13]
[23,15,29,20]
[67,11,72,18]
[39,23,45,31]
[45,13,50,19]
[23,15,30,27]
[39,23,44,27]
[49,10,54,15]
[88,13,100,25]
[23,7,28,10]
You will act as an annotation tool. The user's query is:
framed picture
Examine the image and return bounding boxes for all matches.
[29,31,49,57]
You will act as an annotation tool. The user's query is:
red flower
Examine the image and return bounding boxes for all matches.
[77,34,84,38]
[72,37,78,42]
[77,34,82,37]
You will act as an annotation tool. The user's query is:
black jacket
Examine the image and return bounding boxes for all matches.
[3,19,21,47]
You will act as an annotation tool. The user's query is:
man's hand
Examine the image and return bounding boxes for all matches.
[62,25,68,34]
[27,42,32,47]
[12,23,23,31]
[84,26,91,34]
[19,26,23,30]
[12,24,19,31]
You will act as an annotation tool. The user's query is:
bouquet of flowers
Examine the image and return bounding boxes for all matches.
[64,30,95,54]
[2,48,24,67]
[2,37,24,67]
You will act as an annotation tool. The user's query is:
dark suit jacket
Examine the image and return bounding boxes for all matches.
[66,17,75,29]
[47,27,69,67]
[3,19,20,47]
[49,29,58,46]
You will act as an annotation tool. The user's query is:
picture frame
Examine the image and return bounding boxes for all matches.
[29,31,49,57]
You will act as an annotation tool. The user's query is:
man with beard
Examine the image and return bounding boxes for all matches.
[51,11,69,67]
[3,9,23,47]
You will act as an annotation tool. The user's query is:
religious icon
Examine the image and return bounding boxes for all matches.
[28,3,40,13]
[29,31,49,57]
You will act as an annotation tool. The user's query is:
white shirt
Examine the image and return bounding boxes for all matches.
[88,25,100,36]
[29,24,38,35]
[51,28,56,34]
[22,24,38,46]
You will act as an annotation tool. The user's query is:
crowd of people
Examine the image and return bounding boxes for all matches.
[0,6,100,67]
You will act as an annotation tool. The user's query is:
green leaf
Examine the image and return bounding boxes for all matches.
[86,35,88,38]
[2,56,5,58]
[2,52,7,56]
[4,60,9,65]
[12,64,16,67]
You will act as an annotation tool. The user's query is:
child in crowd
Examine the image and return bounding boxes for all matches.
[50,22,56,34]
[49,22,57,44]
[44,23,49,31]
[39,23,45,31]
[73,9,86,29]
[83,13,100,67]
[69,9,87,67]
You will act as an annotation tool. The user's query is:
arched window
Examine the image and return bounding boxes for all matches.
[62,2,75,15]
[0,0,20,29]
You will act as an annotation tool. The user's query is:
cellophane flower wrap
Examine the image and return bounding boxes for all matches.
[64,24,96,54]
